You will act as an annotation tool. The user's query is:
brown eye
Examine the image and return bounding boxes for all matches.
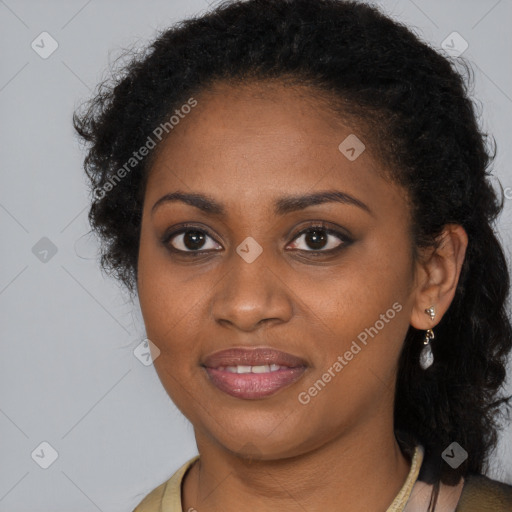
[288,225,350,253]
[163,227,222,253]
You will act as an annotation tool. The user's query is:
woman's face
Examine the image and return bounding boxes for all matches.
[137,81,420,459]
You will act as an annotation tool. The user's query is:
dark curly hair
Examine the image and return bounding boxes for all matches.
[73,0,512,509]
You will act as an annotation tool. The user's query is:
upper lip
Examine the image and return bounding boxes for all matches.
[202,347,308,369]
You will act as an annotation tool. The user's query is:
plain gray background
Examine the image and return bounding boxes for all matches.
[1,0,511,510]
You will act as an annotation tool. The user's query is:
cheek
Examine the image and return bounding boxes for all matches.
[302,232,412,370]
[137,249,204,414]
[295,276,409,434]
[137,229,197,364]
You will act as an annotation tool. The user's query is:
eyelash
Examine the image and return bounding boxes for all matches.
[160,221,353,257]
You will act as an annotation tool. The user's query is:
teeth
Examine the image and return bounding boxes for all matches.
[251,365,270,373]
[219,364,285,373]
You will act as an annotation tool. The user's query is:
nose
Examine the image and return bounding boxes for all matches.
[210,249,294,332]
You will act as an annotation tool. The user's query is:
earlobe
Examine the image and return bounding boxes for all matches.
[410,223,468,331]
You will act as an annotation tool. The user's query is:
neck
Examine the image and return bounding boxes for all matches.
[183,420,412,512]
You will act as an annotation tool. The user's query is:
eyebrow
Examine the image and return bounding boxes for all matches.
[151,190,373,217]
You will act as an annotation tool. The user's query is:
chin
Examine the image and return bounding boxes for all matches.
[199,411,310,460]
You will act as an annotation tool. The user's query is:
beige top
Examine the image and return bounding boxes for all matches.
[133,445,429,511]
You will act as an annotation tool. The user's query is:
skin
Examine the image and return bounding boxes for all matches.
[136,80,468,512]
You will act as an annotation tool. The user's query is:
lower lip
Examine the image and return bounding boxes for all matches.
[203,366,307,399]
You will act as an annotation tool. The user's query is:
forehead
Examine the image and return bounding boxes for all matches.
[145,79,396,212]
[159,79,361,147]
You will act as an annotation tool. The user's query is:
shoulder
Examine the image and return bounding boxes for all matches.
[132,455,200,512]
[455,473,512,511]
[132,480,168,512]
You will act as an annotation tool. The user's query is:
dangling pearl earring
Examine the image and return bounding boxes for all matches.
[420,306,436,370]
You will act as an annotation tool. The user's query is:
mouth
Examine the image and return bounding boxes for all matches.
[201,347,308,400]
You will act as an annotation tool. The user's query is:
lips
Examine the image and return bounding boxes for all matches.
[202,347,308,400]
[202,347,308,369]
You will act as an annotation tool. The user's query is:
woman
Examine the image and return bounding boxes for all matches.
[73,0,512,510]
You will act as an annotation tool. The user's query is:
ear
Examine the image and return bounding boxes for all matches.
[410,224,468,330]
